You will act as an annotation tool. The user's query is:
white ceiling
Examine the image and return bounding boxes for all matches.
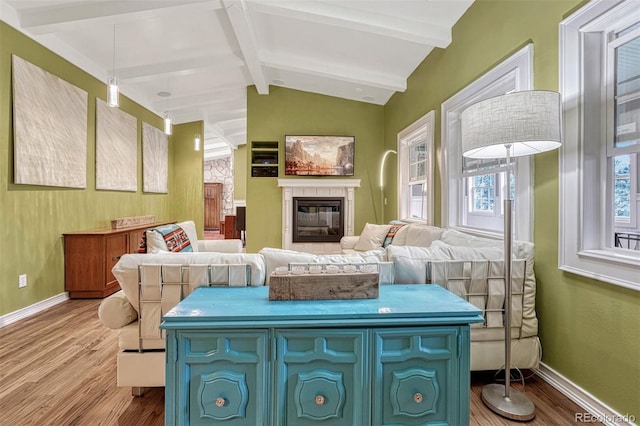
[0,0,474,160]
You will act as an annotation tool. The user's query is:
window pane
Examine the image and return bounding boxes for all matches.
[614,34,640,149]
[409,143,426,180]
[469,174,495,213]
[410,183,426,219]
[614,154,631,220]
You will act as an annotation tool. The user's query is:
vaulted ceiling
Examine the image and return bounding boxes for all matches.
[1,0,474,159]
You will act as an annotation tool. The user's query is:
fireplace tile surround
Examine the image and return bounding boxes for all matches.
[278,179,360,254]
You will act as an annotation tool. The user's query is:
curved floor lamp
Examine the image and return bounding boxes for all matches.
[379,149,397,224]
[460,90,562,421]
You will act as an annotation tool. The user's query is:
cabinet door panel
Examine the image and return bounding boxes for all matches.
[105,234,127,287]
[180,331,269,426]
[372,327,459,426]
[275,330,368,426]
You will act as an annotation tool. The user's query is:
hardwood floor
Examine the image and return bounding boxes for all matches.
[0,299,597,425]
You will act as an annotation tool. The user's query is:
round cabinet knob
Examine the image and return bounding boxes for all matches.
[215,397,227,408]
[315,395,325,405]
[413,392,423,403]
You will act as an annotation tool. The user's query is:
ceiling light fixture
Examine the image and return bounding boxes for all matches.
[107,24,119,107]
[163,112,172,136]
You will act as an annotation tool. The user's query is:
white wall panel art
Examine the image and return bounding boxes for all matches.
[142,122,168,193]
[95,98,137,191]
[12,55,88,188]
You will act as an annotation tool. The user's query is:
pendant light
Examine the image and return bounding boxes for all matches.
[163,112,172,135]
[107,24,119,107]
[194,133,201,151]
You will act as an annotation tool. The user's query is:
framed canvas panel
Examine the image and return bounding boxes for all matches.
[95,98,137,191]
[142,122,168,193]
[285,135,354,176]
[12,55,88,188]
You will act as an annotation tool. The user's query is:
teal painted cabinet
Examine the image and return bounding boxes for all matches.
[162,285,483,426]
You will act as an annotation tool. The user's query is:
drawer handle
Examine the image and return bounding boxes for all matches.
[111,255,122,261]
[413,392,423,403]
[215,397,227,408]
[315,395,325,406]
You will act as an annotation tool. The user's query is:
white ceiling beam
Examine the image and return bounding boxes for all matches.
[119,53,245,82]
[262,52,406,92]
[154,87,246,111]
[205,108,247,123]
[206,124,239,148]
[18,0,224,35]
[222,0,268,94]
[248,0,451,48]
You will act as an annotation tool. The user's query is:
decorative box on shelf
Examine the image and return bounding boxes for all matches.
[268,264,379,301]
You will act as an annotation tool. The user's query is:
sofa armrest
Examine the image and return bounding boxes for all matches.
[98,290,137,329]
[197,239,243,253]
[340,236,359,251]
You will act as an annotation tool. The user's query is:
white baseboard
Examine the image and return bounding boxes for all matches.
[537,363,637,426]
[0,292,69,328]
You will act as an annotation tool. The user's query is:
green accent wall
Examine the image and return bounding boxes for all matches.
[384,0,639,418]
[171,121,205,237]
[246,86,384,253]
[0,22,201,316]
[233,145,247,201]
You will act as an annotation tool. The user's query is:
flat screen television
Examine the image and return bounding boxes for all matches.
[285,135,354,176]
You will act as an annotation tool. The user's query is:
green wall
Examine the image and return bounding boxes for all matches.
[384,0,639,418]
[0,22,201,316]
[246,86,385,253]
[171,121,205,237]
[233,145,247,201]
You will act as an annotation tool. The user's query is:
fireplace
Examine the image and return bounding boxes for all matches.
[278,178,360,253]
[293,197,344,243]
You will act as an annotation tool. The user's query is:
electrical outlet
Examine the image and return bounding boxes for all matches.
[19,274,27,288]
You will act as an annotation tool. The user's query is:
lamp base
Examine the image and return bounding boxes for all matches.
[481,383,536,421]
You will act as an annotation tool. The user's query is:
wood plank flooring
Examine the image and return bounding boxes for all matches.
[0,299,597,425]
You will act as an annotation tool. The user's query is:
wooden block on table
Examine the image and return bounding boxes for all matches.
[269,272,379,301]
[111,215,156,230]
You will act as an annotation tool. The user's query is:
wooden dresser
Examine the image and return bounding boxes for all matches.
[63,221,173,298]
[162,285,484,425]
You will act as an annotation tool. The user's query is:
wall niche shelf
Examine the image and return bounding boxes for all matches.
[251,141,279,177]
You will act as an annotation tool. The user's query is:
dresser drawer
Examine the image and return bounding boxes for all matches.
[372,327,460,426]
[176,331,269,426]
[274,329,368,426]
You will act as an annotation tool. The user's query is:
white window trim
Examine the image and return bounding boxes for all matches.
[441,44,534,241]
[559,0,640,291]
[397,111,435,224]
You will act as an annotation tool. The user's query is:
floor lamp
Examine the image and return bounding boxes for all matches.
[460,90,562,421]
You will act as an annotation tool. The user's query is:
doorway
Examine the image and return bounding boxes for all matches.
[204,183,223,230]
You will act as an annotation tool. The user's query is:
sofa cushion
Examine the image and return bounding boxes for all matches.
[401,224,445,247]
[259,247,387,284]
[113,252,266,313]
[98,290,138,329]
[386,245,448,283]
[354,223,392,251]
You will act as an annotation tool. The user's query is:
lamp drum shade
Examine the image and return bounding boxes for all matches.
[460,91,561,159]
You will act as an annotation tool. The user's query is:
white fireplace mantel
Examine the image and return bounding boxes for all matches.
[277,178,361,189]
[278,178,361,253]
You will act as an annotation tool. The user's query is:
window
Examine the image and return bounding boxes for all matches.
[441,44,533,240]
[398,111,434,223]
[559,0,640,290]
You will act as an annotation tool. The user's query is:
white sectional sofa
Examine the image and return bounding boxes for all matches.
[98,221,541,394]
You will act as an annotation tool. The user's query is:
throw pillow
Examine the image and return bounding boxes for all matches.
[354,223,392,251]
[146,224,193,253]
[382,224,405,248]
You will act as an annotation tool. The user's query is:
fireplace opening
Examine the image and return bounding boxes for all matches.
[293,197,344,243]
